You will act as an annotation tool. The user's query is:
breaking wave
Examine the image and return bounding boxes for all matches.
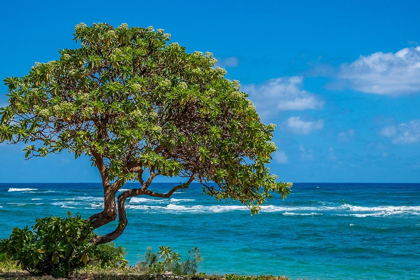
[8,188,38,192]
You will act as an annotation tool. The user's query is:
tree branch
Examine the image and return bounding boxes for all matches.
[92,174,196,245]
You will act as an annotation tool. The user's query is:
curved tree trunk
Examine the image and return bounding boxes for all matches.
[91,175,195,245]
[91,189,140,245]
[88,187,118,228]
[88,150,120,229]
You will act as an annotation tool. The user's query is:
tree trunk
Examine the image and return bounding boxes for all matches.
[90,176,195,245]
[88,187,117,228]
[91,190,135,245]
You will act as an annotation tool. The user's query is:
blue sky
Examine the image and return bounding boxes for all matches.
[1,0,420,183]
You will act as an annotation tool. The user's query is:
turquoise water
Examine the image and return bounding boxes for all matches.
[0,183,419,280]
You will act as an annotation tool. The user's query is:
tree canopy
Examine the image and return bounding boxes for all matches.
[0,23,291,244]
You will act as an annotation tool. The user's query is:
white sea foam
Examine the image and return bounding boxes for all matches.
[170,198,195,202]
[90,203,103,208]
[31,198,42,201]
[129,197,196,204]
[8,188,37,192]
[283,212,322,216]
[123,202,420,216]
[130,197,166,204]
[64,196,103,202]
[336,204,420,215]
[126,204,306,213]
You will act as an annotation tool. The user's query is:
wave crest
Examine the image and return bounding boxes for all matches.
[8,188,38,192]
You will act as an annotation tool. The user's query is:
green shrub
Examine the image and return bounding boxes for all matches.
[91,242,128,269]
[0,213,127,278]
[138,246,203,275]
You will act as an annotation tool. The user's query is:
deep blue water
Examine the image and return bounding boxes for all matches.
[0,183,419,280]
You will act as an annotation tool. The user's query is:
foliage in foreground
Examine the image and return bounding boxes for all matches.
[138,246,203,275]
[0,214,127,278]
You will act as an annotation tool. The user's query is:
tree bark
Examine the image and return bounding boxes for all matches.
[88,150,119,228]
[92,175,195,245]
[88,187,118,228]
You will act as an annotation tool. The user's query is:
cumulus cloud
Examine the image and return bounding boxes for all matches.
[337,46,420,95]
[380,120,420,144]
[243,76,324,119]
[216,56,239,68]
[283,116,324,135]
[273,150,288,164]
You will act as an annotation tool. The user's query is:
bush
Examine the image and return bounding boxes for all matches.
[0,213,127,278]
[138,246,203,275]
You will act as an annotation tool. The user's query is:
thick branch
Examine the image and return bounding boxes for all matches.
[145,175,195,198]
[92,175,195,245]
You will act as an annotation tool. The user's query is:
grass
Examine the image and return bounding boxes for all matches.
[0,264,289,280]
[0,253,289,280]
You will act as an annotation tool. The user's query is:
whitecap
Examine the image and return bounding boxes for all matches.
[8,188,37,192]
[283,212,322,216]
[170,198,195,202]
[64,196,103,202]
[31,198,42,201]
[130,197,166,204]
[89,203,103,209]
[338,204,420,213]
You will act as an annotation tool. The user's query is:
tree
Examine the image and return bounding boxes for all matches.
[0,23,291,245]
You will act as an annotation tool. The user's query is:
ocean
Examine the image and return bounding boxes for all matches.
[0,183,419,280]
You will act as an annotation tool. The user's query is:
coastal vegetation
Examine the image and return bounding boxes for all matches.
[0,214,127,277]
[0,22,291,277]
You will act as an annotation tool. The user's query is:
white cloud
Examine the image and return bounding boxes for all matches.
[216,56,239,68]
[273,150,288,164]
[338,46,420,95]
[380,120,420,144]
[243,76,324,118]
[337,129,355,142]
[299,145,314,161]
[283,116,324,135]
